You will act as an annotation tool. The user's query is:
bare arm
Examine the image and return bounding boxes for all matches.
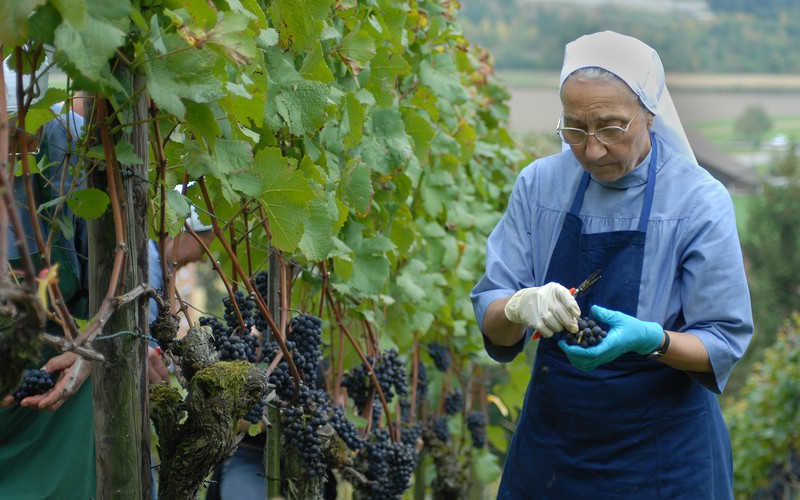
[659,330,713,372]
[482,297,528,347]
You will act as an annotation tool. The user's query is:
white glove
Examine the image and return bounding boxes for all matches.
[504,283,581,338]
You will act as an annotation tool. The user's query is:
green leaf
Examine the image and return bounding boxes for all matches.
[268,0,334,52]
[51,0,88,30]
[207,10,258,65]
[252,147,312,252]
[336,25,376,75]
[402,108,435,158]
[0,0,46,44]
[341,223,394,295]
[396,259,428,302]
[165,190,191,220]
[299,42,334,84]
[146,34,225,119]
[184,102,222,151]
[256,28,279,49]
[115,140,144,165]
[365,46,411,107]
[298,191,338,261]
[342,159,372,216]
[52,2,129,82]
[23,108,57,135]
[67,188,110,219]
[471,448,502,484]
[342,94,365,148]
[419,55,468,104]
[360,108,413,174]
[268,80,330,136]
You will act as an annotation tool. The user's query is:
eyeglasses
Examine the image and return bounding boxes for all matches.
[555,107,644,146]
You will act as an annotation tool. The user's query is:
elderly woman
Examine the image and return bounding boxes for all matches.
[471,31,752,498]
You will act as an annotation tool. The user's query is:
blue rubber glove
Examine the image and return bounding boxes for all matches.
[558,305,664,372]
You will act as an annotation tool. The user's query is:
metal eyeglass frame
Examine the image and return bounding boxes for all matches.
[555,107,644,146]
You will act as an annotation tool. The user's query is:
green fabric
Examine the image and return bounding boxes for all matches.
[0,378,96,499]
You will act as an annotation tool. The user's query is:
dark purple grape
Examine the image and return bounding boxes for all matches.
[13,369,55,402]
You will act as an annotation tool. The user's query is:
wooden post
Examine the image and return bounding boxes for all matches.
[265,250,282,498]
[89,73,152,499]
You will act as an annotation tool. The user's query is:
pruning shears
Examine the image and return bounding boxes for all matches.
[531,269,602,341]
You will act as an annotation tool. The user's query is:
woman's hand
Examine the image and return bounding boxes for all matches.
[18,352,92,411]
[559,305,664,371]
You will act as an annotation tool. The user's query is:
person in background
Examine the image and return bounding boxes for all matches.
[147,206,215,382]
[471,31,753,498]
[0,61,96,498]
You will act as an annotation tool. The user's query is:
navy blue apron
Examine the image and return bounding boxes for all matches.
[498,136,733,499]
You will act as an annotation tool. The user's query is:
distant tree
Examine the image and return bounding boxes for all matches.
[742,141,800,355]
[706,0,800,18]
[734,105,773,147]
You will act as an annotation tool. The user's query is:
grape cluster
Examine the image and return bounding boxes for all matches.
[444,388,463,416]
[427,342,451,372]
[289,313,323,387]
[223,290,256,332]
[341,349,408,414]
[13,369,54,402]
[412,361,428,403]
[432,416,450,443]
[466,411,487,449]
[199,315,258,362]
[252,270,270,334]
[374,349,408,401]
[563,316,607,347]
[358,428,418,500]
[330,404,365,451]
[261,340,298,400]
[280,386,331,478]
[244,390,268,425]
[340,361,371,413]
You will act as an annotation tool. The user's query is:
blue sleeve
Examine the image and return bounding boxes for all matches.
[677,182,753,393]
[471,169,536,362]
[148,240,163,325]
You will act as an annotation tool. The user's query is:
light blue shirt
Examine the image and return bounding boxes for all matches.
[471,134,753,393]
[148,239,164,325]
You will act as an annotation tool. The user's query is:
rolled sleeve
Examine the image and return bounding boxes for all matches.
[676,181,753,393]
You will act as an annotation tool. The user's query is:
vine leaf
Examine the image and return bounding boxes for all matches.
[340,223,394,295]
[299,42,334,84]
[253,147,312,252]
[336,25,376,76]
[359,108,413,175]
[115,140,143,165]
[472,449,502,484]
[268,0,334,52]
[365,46,411,107]
[298,192,338,262]
[146,33,225,119]
[342,158,372,217]
[268,80,330,136]
[67,188,111,220]
[207,10,258,65]
[0,0,46,44]
[52,0,129,83]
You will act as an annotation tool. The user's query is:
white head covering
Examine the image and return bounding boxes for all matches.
[559,31,696,163]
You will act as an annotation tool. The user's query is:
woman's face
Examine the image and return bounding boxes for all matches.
[560,77,654,182]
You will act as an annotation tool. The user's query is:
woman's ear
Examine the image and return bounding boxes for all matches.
[645,111,655,130]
